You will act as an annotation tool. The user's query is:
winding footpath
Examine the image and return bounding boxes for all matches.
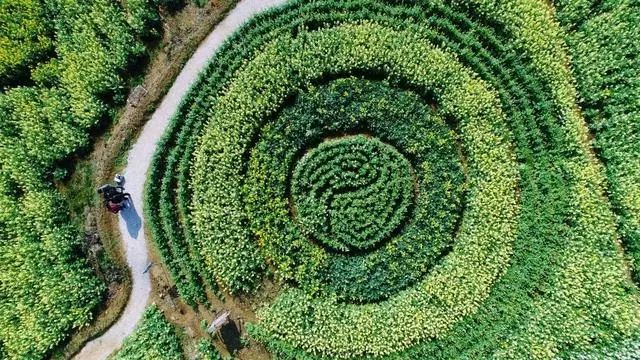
[74,1,286,358]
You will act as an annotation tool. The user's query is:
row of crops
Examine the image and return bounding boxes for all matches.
[555,0,640,285]
[0,0,158,358]
[110,306,185,360]
[146,0,640,358]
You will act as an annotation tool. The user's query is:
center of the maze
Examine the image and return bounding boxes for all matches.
[291,135,415,253]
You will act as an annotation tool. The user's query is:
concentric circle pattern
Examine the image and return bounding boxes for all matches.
[244,78,464,303]
[291,135,415,253]
[145,0,640,359]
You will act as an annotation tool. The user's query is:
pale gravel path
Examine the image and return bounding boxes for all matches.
[74,1,287,358]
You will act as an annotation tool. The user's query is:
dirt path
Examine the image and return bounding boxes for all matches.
[74,1,286,358]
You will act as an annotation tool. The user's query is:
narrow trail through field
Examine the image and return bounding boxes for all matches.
[74,1,286,358]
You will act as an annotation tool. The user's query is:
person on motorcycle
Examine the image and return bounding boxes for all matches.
[98,183,130,214]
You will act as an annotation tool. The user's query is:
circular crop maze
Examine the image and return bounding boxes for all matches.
[290,135,416,253]
[146,0,640,358]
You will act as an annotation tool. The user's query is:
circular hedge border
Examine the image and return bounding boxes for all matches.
[192,23,518,357]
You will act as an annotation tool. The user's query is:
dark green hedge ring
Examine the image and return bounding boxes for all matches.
[245,78,464,302]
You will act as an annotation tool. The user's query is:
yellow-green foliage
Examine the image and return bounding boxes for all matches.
[0,0,52,82]
[557,0,640,283]
[195,340,223,360]
[0,185,104,359]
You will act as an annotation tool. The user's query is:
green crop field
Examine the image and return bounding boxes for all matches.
[1,0,638,359]
[146,0,640,358]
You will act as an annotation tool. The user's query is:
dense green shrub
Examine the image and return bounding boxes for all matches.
[123,0,160,37]
[110,305,184,360]
[0,186,104,359]
[195,340,223,360]
[146,0,640,358]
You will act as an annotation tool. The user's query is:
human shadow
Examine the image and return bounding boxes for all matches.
[120,198,142,238]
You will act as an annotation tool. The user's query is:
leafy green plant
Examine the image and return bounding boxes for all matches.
[0,0,53,85]
[195,340,223,360]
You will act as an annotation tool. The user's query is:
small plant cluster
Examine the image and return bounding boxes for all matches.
[195,340,224,360]
[146,0,640,358]
[0,0,158,358]
[110,305,184,360]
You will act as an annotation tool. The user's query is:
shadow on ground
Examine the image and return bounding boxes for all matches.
[120,199,141,238]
